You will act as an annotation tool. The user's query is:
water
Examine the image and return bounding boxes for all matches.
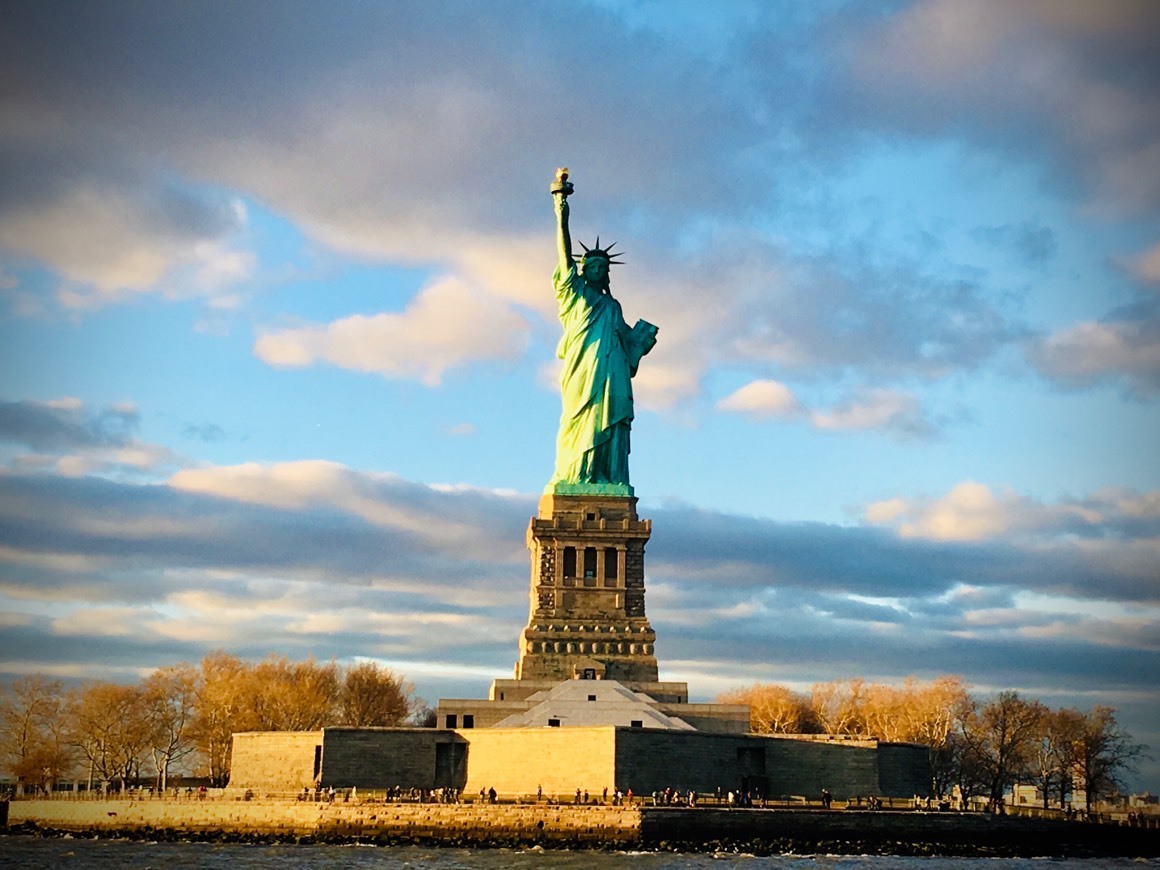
[0,839,1156,870]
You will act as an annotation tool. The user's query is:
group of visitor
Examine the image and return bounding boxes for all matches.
[651,787,697,807]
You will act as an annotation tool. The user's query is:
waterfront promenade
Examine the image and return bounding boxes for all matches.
[5,793,1158,857]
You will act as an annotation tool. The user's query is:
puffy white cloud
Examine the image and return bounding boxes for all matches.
[0,179,251,306]
[862,480,1159,543]
[253,276,530,385]
[717,379,802,418]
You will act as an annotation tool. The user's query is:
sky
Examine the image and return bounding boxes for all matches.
[0,1,1158,788]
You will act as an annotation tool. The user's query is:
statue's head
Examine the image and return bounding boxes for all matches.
[577,238,621,290]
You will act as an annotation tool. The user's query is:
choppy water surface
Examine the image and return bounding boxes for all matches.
[0,838,1156,870]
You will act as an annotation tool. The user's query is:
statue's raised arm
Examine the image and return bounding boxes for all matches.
[551,167,574,274]
[545,168,658,497]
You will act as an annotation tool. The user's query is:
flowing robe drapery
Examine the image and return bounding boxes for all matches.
[549,263,657,489]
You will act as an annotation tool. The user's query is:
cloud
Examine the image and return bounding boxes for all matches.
[0,1,1053,412]
[723,246,1017,379]
[718,381,937,439]
[253,276,530,385]
[1132,241,1160,285]
[1,461,1157,782]
[0,398,137,450]
[809,388,935,438]
[863,480,1160,545]
[717,379,802,418]
[0,397,182,476]
[0,172,250,306]
[829,0,1160,213]
[169,459,527,558]
[1030,314,1160,396]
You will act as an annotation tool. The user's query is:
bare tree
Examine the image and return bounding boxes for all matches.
[1072,706,1148,811]
[189,651,257,787]
[717,683,817,734]
[0,675,73,793]
[142,664,198,791]
[959,690,1046,813]
[67,682,152,791]
[249,655,341,731]
[340,661,414,727]
[810,678,868,735]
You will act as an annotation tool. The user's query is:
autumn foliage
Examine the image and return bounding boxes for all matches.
[0,654,418,790]
[718,677,1146,809]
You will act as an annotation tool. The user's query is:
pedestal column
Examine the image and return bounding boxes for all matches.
[516,493,658,682]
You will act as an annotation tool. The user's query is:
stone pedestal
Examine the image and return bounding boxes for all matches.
[515,493,658,682]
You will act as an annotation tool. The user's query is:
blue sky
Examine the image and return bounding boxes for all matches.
[1,1,1158,787]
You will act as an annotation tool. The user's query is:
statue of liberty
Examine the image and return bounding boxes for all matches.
[548,169,658,496]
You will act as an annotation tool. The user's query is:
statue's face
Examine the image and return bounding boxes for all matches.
[581,257,609,284]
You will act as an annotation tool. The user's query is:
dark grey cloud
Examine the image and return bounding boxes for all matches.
[2,467,1155,651]
[792,0,1160,214]
[0,399,137,450]
[0,472,530,596]
[648,505,1159,605]
[1,464,1155,781]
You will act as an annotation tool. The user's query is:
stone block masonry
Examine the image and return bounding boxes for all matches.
[229,725,930,800]
[461,727,617,795]
[9,800,1158,856]
[230,731,320,792]
[517,494,659,683]
[7,799,641,846]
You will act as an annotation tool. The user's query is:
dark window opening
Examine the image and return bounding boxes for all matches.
[584,547,597,578]
[445,714,457,728]
[463,714,474,728]
[588,694,597,702]
[630,720,643,728]
[563,547,577,578]
[313,745,322,779]
[583,668,596,680]
[499,692,505,700]
[586,512,596,521]
[548,718,561,727]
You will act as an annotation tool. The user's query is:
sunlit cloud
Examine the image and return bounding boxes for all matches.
[717,379,802,419]
[0,181,250,307]
[862,480,1160,544]
[253,276,530,385]
[1031,318,1160,396]
[809,388,934,438]
[718,382,935,439]
[1131,240,1160,285]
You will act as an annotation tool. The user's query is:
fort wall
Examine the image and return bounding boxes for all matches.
[461,727,617,795]
[230,731,320,792]
[228,726,931,800]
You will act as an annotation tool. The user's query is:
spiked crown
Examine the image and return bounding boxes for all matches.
[576,236,624,266]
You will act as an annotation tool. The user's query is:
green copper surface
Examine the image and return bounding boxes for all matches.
[547,174,657,491]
